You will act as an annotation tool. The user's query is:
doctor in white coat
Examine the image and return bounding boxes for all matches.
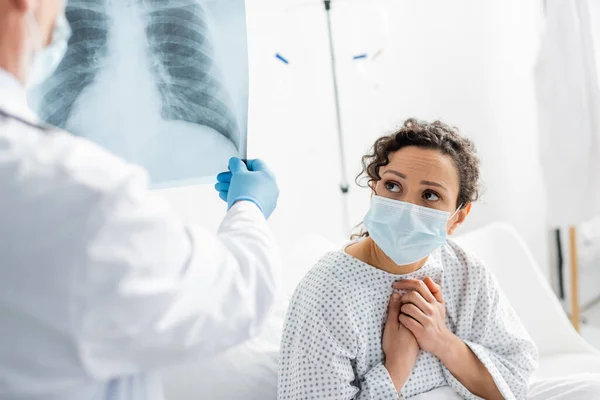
[0,1,281,399]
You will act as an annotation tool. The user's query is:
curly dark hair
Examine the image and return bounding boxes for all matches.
[355,118,481,236]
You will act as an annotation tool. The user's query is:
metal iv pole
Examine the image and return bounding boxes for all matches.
[324,0,351,235]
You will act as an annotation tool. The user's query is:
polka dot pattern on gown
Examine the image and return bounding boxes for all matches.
[278,239,538,400]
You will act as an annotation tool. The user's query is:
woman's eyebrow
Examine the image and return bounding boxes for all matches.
[384,170,449,192]
[421,180,448,192]
[382,170,406,179]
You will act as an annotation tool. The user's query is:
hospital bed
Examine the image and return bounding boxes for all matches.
[161,223,600,399]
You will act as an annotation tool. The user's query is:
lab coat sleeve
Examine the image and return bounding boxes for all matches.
[278,271,399,400]
[443,260,538,400]
[72,166,282,379]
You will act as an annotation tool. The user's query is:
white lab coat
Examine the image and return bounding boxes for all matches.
[0,69,281,400]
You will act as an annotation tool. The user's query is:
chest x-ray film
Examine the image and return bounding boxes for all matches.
[29,0,248,187]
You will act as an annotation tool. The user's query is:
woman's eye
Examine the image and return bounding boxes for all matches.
[384,181,401,193]
[423,191,440,201]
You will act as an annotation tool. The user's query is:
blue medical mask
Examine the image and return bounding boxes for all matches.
[363,195,462,266]
[27,8,72,88]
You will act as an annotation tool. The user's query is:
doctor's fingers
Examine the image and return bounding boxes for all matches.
[215,182,230,192]
[229,157,248,174]
[217,171,232,183]
[393,279,437,303]
[214,182,230,203]
[246,159,275,177]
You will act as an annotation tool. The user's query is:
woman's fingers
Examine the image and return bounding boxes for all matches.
[424,277,444,303]
[401,290,433,316]
[400,303,427,326]
[393,279,437,303]
[399,313,422,333]
[386,292,402,328]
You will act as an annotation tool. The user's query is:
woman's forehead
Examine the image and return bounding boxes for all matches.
[382,147,460,185]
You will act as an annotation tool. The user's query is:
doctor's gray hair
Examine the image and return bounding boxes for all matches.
[355,118,481,235]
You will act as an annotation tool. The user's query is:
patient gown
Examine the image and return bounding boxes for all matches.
[278,240,538,400]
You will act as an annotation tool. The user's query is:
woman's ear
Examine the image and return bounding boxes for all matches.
[447,203,472,235]
[369,180,377,196]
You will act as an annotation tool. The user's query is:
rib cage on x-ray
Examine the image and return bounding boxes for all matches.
[37,0,242,152]
[145,1,240,148]
[37,0,110,127]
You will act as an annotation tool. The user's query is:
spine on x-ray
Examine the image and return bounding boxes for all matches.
[38,0,110,129]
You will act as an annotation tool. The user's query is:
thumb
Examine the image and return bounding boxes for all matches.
[228,157,247,174]
[245,159,275,178]
[424,277,443,303]
[386,292,401,327]
[246,159,269,172]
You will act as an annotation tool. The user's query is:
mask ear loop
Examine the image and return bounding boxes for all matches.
[449,203,464,221]
[25,11,43,54]
[446,204,465,237]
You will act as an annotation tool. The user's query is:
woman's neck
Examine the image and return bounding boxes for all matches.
[346,237,428,275]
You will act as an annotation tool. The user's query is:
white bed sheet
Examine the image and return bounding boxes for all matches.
[528,374,600,400]
[406,375,600,400]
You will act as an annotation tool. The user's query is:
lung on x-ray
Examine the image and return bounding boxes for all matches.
[29,0,248,187]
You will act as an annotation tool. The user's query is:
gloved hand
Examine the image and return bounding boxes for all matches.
[214,157,279,219]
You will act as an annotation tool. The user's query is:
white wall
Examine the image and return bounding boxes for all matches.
[154,0,551,279]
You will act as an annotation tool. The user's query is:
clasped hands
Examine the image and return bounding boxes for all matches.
[383,277,454,370]
[383,278,502,399]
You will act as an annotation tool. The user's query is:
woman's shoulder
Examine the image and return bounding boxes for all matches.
[291,251,347,300]
[439,239,488,279]
[438,241,502,308]
[286,251,361,334]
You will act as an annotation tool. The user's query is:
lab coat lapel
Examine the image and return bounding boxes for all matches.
[0,68,40,124]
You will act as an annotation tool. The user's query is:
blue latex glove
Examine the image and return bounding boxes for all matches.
[214,157,279,219]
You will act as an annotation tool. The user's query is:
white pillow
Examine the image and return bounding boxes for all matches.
[161,305,286,400]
